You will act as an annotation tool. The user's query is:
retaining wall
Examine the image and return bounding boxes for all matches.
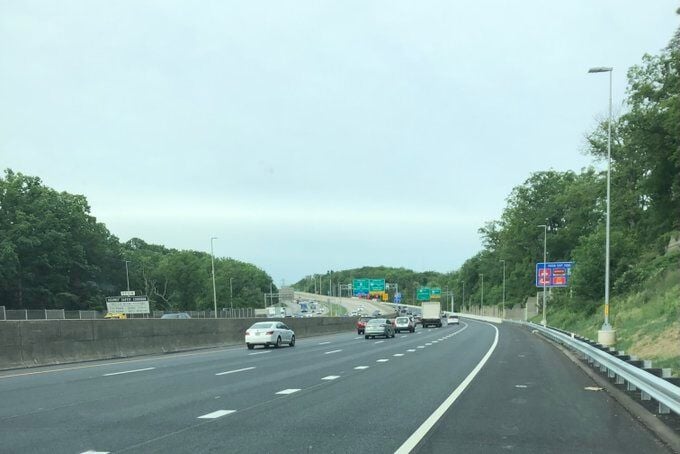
[0,317,356,371]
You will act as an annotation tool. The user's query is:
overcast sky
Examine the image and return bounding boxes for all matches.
[1,1,678,285]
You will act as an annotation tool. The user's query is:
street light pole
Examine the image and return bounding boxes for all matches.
[500,259,506,319]
[480,274,484,315]
[588,66,614,341]
[538,225,547,326]
[124,260,131,291]
[229,277,234,310]
[210,237,218,319]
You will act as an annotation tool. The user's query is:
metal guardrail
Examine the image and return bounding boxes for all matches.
[525,321,680,416]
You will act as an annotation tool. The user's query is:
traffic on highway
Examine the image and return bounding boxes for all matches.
[0,319,671,453]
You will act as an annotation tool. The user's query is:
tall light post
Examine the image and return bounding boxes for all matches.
[500,259,506,319]
[538,224,547,326]
[124,260,131,291]
[588,66,616,345]
[479,274,484,315]
[210,237,218,319]
[229,277,234,310]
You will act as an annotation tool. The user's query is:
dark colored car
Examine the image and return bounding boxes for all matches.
[357,316,372,334]
[364,318,395,339]
[160,312,191,319]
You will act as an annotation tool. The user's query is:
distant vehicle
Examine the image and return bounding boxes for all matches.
[160,313,191,319]
[394,316,415,333]
[364,318,395,339]
[421,301,442,328]
[447,314,459,325]
[356,316,372,334]
[300,302,309,313]
[245,321,295,349]
[104,313,127,319]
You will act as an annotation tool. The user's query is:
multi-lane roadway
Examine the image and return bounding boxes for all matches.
[0,320,671,453]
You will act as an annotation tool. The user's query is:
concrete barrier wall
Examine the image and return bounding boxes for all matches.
[0,317,357,371]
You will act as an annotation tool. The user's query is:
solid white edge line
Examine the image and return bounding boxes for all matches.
[215,366,256,376]
[395,322,499,454]
[197,409,236,419]
[103,367,155,377]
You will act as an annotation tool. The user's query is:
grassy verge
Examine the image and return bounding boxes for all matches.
[535,266,680,375]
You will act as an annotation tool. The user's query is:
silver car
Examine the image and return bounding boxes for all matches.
[245,321,295,349]
[364,318,395,339]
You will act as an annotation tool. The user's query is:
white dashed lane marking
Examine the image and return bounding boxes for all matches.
[354,366,370,370]
[417,346,425,349]
[374,340,385,344]
[248,351,271,356]
[407,349,416,352]
[276,389,301,395]
[324,349,342,355]
[376,359,389,363]
[215,367,255,376]
[103,367,155,377]
[393,353,404,357]
[322,375,340,380]
[197,410,236,419]
[318,341,331,345]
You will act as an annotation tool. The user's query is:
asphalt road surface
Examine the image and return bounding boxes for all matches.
[0,320,671,453]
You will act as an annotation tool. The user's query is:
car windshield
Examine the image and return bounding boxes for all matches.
[367,319,386,325]
[396,317,409,323]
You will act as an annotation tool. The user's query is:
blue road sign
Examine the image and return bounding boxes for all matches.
[394,292,402,303]
[535,261,574,288]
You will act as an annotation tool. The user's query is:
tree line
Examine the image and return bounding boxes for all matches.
[0,170,275,311]
[296,27,680,316]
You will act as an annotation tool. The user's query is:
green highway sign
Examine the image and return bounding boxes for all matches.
[368,279,386,292]
[431,288,442,299]
[417,287,431,301]
[352,279,370,296]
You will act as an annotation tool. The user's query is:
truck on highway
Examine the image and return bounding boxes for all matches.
[420,301,442,328]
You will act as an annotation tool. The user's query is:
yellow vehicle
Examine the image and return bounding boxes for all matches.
[104,312,127,319]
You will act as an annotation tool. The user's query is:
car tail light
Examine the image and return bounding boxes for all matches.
[266,331,274,335]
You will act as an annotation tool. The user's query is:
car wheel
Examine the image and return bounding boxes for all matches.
[289,335,295,347]
[275,336,282,348]
[365,335,369,339]
[247,343,254,350]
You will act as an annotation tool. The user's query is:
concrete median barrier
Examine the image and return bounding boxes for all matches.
[0,316,357,371]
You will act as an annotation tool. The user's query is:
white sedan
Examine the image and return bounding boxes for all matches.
[245,321,295,350]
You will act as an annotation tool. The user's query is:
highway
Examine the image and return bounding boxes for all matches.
[0,320,671,453]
